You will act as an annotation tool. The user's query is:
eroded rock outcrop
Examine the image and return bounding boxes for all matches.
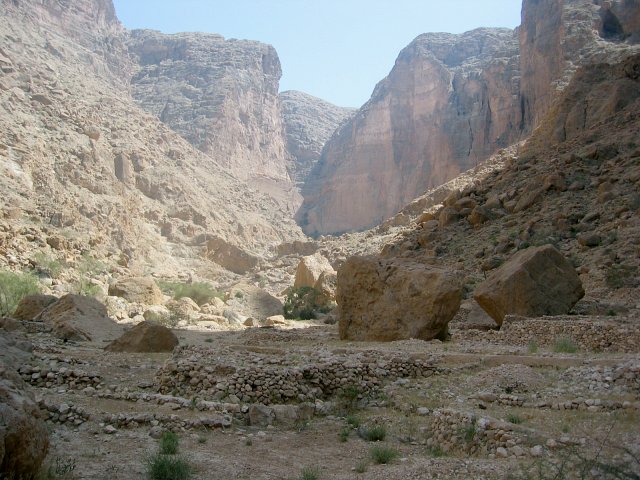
[280,90,354,187]
[108,277,164,305]
[299,0,640,236]
[128,30,299,210]
[474,245,584,326]
[337,256,462,341]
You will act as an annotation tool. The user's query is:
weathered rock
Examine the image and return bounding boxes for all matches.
[128,29,298,209]
[474,245,585,326]
[35,294,123,342]
[248,404,274,427]
[108,277,164,305]
[276,240,319,257]
[293,253,336,291]
[0,332,49,478]
[280,90,354,187]
[204,237,260,274]
[143,305,171,324]
[337,256,462,341]
[105,321,178,353]
[12,294,58,321]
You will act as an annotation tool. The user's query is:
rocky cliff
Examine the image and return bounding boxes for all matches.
[127,30,300,211]
[299,0,640,236]
[0,0,305,277]
[280,90,355,187]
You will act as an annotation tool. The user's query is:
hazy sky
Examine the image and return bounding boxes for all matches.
[113,1,522,108]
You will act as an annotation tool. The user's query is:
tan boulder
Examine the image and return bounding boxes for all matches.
[36,294,123,342]
[294,253,336,291]
[337,256,462,341]
[108,277,164,305]
[474,245,584,326]
[105,321,178,353]
[0,333,49,478]
[12,294,58,320]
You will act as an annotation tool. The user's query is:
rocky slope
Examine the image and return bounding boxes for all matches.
[128,30,301,212]
[298,0,640,236]
[279,90,354,187]
[0,0,305,279]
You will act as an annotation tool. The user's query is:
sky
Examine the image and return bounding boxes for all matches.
[113,1,522,108]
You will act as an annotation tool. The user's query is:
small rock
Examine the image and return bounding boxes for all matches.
[103,425,117,435]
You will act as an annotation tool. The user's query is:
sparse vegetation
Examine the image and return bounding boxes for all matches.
[527,339,539,354]
[605,264,638,289]
[0,269,42,316]
[358,424,387,442]
[339,426,350,442]
[146,454,193,480]
[37,456,77,479]
[298,466,320,480]
[283,286,325,320]
[460,420,477,444]
[354,460,368,473]
[72,254,104,297]
[507,414,524,425]
[160,432,179,455]
[427,445,445,457]
[370,446,399,465]
[33,252,65,279]
[553,336,579,354]
[346,415,361,428]
[164,281,223,306]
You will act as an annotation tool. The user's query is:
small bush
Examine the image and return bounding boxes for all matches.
[460,420,477,443]
[427,445,445,457]
[358,424,386,442]
[355,460,367,473]
[160,431,179,455]
[339,427,350,443]
[146,453,192,480]
[553,336,578,354]
[33,252,65,279]
[370,446,399,465]
[173,282,221,306]
[283,286,324,320]
[507,414,523,425]
[527,340,538,354]
[0,270,42,316]
[605,264,638,289]
[299,466,320,480]
[346,415,361,428]
[72,254,104,297]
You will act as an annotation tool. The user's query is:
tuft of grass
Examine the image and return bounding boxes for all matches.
[33,252,65,279]
[507,414,524,425]
[370,446,399,465]
[459,419,477,444]
[427,445,445,457]
[339,427,350,443]
[0,270,42,316]
[355,460,368,473]
[527,339,538,354]
[346,415,361,428]
[358,424,386,442]
[553,336,578,354]
[159,431,179,455]
[146,453,192,480]
[299,466,320,480]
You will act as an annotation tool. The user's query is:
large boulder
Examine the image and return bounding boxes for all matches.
[474,245,584,326]
[36,294,123,342]
[108,277,164,305]
[0,332,49,477]
[293,253,335,290]
[337,256,462,341]
[12,294,58,321]
[105,321,178,353]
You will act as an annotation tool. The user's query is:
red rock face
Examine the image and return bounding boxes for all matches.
[299,0,640,236]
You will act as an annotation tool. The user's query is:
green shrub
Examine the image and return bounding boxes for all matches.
[358,424,386,442]
[174,282,221,306]
[354,460,367,473]
[33,252,65,279]
[0,270,42,316]
[427,445,445,457]
[346,415,361,428]
[527,340,539,354]
[339,427,350,443]
[298,466,320,480]
[283,286,324,320]
[460,420,477,443]
[160,431,179,455]
[553,336,578,354]
[146,453,192,480]
[72,254,104,297]
[370,446,399,465]
[507,414,523,425]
